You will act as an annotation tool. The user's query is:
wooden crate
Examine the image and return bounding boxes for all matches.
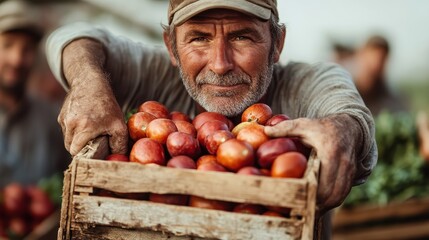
[332,197,429,240]
[58,137,320,240]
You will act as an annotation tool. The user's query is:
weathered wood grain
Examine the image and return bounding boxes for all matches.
[333,220,429,240]
[300,152,320,240]
[72,195,303,240]
[59,136,108,240]
[74,186,93,194]
[333,197,429,228]
[58,167,72,240]
[75,136,109,160]
[70,225,211,240]
[74,158,308,209]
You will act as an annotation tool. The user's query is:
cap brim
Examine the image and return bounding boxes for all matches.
[0,16,43,39]
[171,0,272,25]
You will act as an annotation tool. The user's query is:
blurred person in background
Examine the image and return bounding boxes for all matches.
[353,35,407,116]
[28,54,67,104]
[331,43,355,74]
[353,36,429,161]
[0,0,69,187]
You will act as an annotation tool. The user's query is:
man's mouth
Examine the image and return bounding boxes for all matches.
[202,83,246,90]
[201,84,248,98]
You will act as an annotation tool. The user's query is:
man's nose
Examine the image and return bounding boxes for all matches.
[9,48,26,67]
[209,38,234,75]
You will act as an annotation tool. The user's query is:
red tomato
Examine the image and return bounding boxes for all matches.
[138,101,170,119]
[105,153,129,162]
[130,138,166,165]
[271,152,307,178]
[217,139,254,172]
[241,103,273,125]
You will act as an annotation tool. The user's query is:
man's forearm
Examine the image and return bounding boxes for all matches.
[57,38,128,155]
[62,38,108,90]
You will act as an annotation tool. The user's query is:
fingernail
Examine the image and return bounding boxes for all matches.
[264,126,274,134]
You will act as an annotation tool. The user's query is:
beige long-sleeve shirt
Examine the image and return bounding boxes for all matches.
[46,22,377,184]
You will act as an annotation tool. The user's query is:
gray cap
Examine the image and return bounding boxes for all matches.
[168,0,278,26]
[0,0,43,39]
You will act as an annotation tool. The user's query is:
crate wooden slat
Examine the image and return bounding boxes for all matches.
[74,159,308,209]
[70,225,208,240]
[58,137,320,240]
[332,197,429,240]
[333,220,429,240]
[333,197,429,227]
[72,195,302,239]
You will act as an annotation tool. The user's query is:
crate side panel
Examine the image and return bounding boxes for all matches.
[75,159,307,208]
[58,167,72,240]
[72,195,303,240]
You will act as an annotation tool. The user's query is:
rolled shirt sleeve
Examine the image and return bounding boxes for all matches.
[45,22,189,114]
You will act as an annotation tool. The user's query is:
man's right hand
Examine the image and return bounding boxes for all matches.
[58,85,128,156]
[59,38,128,155]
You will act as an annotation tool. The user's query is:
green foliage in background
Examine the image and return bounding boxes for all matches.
[38,173,63,206]
[399,79,429,114]
[343,111,429,207]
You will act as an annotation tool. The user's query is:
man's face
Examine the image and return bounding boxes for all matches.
[360,47,387,77]
[168,10,278,117]
[355,46,387,92]
[0,31,37,94]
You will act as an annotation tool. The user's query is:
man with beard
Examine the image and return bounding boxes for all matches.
[0,0,69,187]
[46,0,377,224]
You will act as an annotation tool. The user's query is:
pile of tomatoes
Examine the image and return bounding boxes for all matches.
[104,101,311,217]
[0,183,55,239]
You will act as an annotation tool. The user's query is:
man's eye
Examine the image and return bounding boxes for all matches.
[191,37,208,42]
[234,36,250,41]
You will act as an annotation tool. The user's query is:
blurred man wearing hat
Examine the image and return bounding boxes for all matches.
[352,35,408,116]
[0,0,69,187]
[46,0,377,228]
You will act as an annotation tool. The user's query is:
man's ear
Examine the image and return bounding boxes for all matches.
[273,26,286,63]
[163,31,178,66]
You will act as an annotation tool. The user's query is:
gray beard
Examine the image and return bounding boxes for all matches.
[0,77,26,99]
[178,63,274,117]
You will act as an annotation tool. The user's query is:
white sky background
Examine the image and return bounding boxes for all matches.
[76,0,429,84]
[277,0,429,83]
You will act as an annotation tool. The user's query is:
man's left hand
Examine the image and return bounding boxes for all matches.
[264,114,361,214]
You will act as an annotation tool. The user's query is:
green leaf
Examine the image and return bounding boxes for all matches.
[344,111,428,207]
